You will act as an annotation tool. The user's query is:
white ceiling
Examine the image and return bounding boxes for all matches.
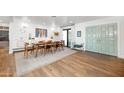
[0,16,13,23]
[0,16,110,26]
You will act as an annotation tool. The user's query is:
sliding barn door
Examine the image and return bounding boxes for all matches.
[85,23,117,56]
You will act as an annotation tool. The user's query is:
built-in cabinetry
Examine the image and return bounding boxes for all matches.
[85,23,117,56]
[0,25,9,48]
[0,26,9,31]
[0,26,9,40]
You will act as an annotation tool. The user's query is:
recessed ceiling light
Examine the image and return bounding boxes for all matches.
[51,16,56,18]
[51,27,55,31]
[21,23,28,28]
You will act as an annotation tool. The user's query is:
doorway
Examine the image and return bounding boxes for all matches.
[62,28,71,47]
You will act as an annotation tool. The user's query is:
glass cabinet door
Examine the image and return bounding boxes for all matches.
[85,23,117,56]
[108,23,117,56]
[68,29,72,48]
[85,28,90,50]
[113,23,117,56]
[92,26,97,52]
[100,24,107,54]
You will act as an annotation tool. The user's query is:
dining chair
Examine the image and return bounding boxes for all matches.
[61,40,64,50]
[52,41,57,53]
[55,41,63,51]
[44,40,53,55]
[24,43,34,58]
[38,40,45,54]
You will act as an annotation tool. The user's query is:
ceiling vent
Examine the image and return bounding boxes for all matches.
[60,23,75,28]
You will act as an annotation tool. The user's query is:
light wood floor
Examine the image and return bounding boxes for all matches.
[23,51,124,77]
[0,48,124,77]
[0,48,16,77]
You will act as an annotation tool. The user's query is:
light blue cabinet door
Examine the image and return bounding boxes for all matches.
[110,23,117,56]
[101,24,107,54]
[113,23,117,56]
[96,26,100,53]
[105,24,110,55]
[85,23,117,56]
[92,26,97,52]
[89,27,93,51]
[108,23,114,55]
[85,28,90,50]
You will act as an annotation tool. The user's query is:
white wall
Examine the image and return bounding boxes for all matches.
[61,17,124,59]
[75,24,85,45]
[47,26,62,41]
[9,18,35,53]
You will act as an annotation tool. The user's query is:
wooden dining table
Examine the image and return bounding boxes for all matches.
[30,40,63,57]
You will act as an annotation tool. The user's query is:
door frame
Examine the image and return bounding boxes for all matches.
[63,28,71,47]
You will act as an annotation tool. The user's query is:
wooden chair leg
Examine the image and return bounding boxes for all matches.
[24,52,25,57]
[24,49,28,58]
[44,48,46,56]
[26,50,28,58]
[35,46,39,57]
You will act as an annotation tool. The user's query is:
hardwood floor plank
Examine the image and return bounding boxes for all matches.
[0,48,16,77]
[0,48,124,77]
[23,52,124,77]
